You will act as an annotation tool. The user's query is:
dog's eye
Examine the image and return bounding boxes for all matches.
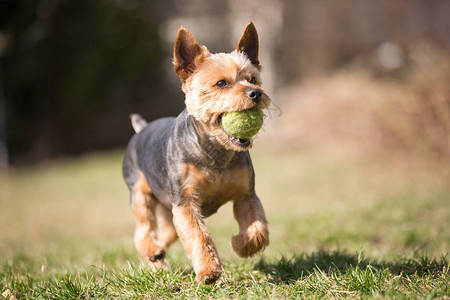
[215,80,228,88]
[249,77,257,84]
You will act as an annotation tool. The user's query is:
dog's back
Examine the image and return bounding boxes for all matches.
[122,115,175,197]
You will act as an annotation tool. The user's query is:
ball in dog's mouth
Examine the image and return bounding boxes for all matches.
[218,108,264,147]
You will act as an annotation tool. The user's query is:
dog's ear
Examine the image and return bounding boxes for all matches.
[237,22,260,69]
[174,27,208,82]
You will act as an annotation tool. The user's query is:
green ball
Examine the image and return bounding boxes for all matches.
[219,108,264,140]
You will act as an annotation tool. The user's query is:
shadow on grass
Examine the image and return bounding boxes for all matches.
[255,249,449,284]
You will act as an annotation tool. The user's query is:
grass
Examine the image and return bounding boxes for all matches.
[0,148,449,298]
[3,253,449,298]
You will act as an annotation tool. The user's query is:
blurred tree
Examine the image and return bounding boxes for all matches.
[1,0,181,164]
[0,61,6,171]
[2,0,450,165]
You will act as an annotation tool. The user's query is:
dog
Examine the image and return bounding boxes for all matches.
[122,22,270,284]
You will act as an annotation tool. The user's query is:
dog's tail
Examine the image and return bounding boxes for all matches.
[129,114,148,133]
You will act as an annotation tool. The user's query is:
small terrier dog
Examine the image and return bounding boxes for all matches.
[122,22,270,284]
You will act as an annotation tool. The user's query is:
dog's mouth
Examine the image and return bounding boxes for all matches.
[217,114,251,148]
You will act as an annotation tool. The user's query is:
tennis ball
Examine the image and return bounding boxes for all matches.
[219,108,264,140]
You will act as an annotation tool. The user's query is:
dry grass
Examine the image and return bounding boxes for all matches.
[270,46,450,165]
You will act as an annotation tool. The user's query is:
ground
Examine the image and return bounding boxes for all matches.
[0,147,449,298]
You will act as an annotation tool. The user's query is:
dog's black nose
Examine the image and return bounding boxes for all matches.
[247,88,262,103]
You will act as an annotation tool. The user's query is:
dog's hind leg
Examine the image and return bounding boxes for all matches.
[155,203,178,250]
[131,174,166,264]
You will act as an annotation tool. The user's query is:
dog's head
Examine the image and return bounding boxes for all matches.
[173,22,271,152]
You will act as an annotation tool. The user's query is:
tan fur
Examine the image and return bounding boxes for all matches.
[183,52,270,152]
[181,163,254,216]
[172,203,222,283]
[131,174,160,261]
[237,22,260,68]
[231,194,269,257]
[131,173,177,264]
[174,24,270,152]
[172,162,268,281]
[154,203,178,249]
[173,27,209,82]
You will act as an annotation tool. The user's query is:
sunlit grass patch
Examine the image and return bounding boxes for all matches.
[1,149,449,298]
[2,251,448,298]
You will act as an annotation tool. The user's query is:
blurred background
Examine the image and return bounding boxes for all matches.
[0,0,449,168]
[0,0,449,276]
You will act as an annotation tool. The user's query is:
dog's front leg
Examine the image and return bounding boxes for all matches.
[172,200,222,284]
[231,194,269,257]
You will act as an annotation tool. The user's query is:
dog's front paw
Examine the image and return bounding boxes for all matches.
[196,267,222,284]
[231,221,269,257]
[192,247,222,284]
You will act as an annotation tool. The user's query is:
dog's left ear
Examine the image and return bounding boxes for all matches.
[237,22,260,69]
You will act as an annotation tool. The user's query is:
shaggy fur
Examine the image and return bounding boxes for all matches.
[122,22,271,284]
